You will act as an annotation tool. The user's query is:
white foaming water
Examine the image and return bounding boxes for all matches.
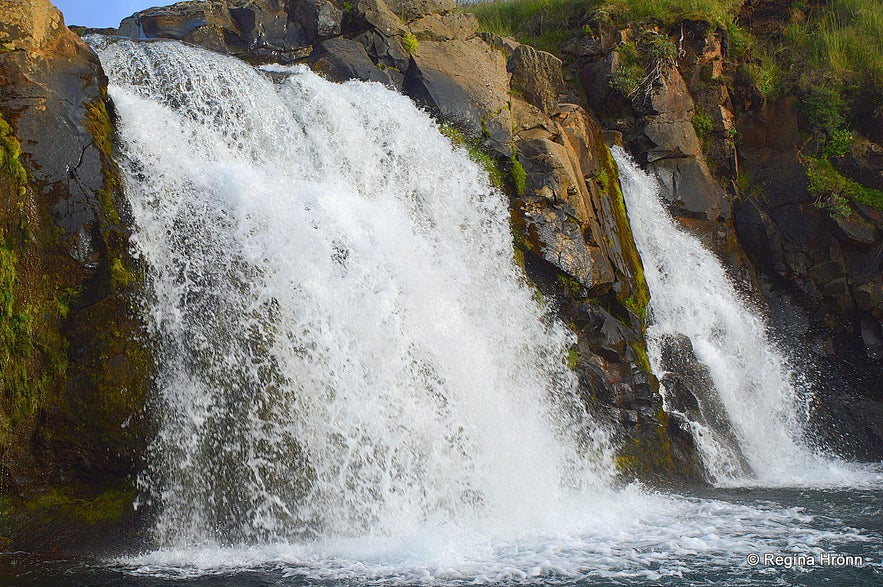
[88,37,879,583]
[94,37,609,545]
[614,148,880,486]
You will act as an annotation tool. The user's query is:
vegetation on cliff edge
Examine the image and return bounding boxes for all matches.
[470,0,883,213]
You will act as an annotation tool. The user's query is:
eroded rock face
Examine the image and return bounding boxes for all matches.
[405,37,513,155]
[575,26,734,246]
[310,36,392,84]
[385,0,455,22]
[1,0,150,549]
[511,106,703,482]
[732,98,883,458]
[116,0,336,63]
[509,44,564,115]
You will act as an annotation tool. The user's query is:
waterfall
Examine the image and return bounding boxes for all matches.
[613,147,866,485]
[83,35,882,584]
[91,37,613,545]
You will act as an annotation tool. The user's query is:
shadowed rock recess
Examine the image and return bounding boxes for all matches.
[4,0,880,550]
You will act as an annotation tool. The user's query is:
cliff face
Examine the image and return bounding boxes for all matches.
[566,14,882,459]
[0,0,150,549]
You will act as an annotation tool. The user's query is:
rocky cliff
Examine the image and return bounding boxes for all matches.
[0,0,150,550]
[563,7,882,459]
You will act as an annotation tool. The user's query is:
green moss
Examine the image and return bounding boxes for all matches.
[566,347,579,369]
[596,167,609,187]
[109,256,132,290]
[596,141,650,324]
[623,292,646,322]
[615,452,639,472]
[510,156,527,196]
[1,111,70,444]
[806,156,883,213]
[439,123,506,188]
[629,339,651,373]
[614,411,675,479]
[24,487,135,525]
[84,97,122,227]
[0,113,28,191]
[402,32,419,55]
[557,272,583,296]
[2,92,151,524]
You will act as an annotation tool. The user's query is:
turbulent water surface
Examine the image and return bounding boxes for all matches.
[5,37,879,586]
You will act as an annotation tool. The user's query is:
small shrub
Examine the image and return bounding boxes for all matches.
[609,64,644,97]
[801,84,844,136]
[692,106,714,149]
[402,32,419,55]
[823,128,852,158]
[639,31,676,63]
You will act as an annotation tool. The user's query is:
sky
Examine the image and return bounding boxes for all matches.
[53,0,179,28]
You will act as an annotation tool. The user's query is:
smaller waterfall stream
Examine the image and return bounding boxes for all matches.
[614,148,871,485]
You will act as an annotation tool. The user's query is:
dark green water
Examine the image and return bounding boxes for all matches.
[3,486,880,587]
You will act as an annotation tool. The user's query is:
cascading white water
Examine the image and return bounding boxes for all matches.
[613,147,868,485]
[92,37,612,545]
[84,37,881,584]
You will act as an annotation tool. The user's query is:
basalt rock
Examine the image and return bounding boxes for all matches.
[404,37,513,156]
[508,44,565,116]
[408,12,479,42]
[116,0,335,64]
[657,333,751,477]
[0,0,151,549]
[733,102,883,459]
[511,105,703,483]
[119,0,242,53]
[310,36,392,84]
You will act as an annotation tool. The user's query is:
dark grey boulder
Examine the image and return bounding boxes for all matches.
[310,37,393,84]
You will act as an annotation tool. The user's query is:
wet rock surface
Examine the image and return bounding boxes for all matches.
[1,0,150,550]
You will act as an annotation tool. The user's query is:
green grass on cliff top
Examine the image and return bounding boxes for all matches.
[469,0,882,93]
